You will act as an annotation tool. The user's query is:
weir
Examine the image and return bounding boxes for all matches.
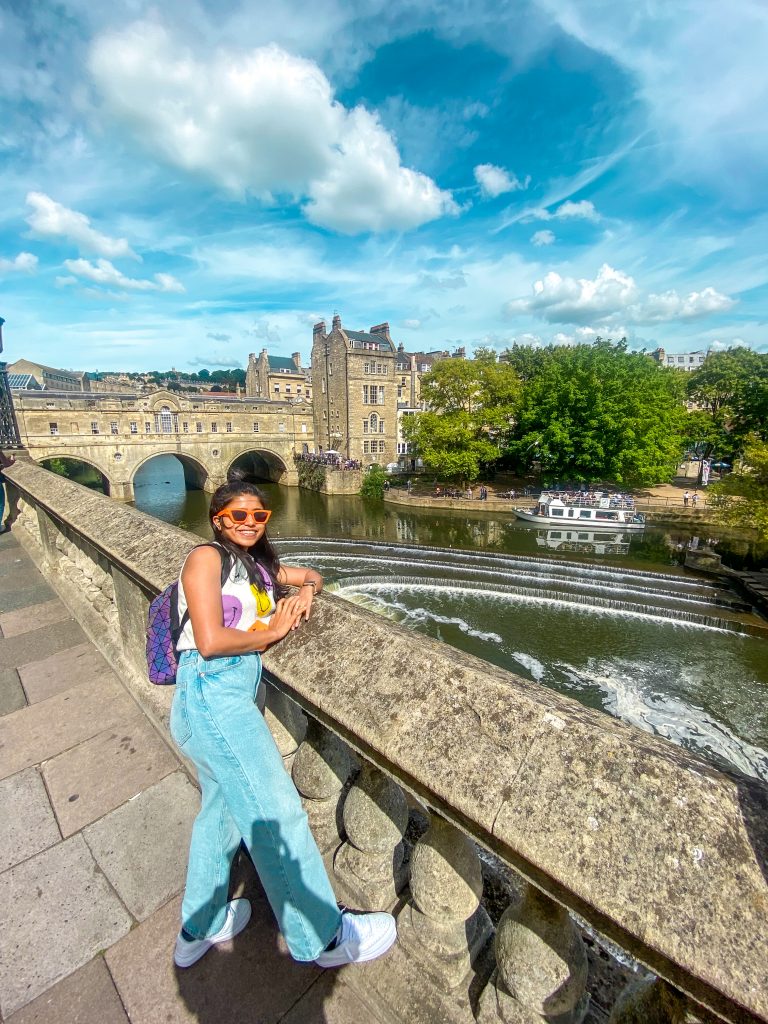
[5,459,768,1024]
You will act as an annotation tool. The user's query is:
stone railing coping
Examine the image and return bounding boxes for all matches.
[7,460,768,1024]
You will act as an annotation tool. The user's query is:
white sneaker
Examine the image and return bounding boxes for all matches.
[314,911,397,968]
[174,898,252,968]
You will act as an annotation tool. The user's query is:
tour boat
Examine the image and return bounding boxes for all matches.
[514,492,646,530]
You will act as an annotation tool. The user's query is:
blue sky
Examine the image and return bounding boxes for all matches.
[1,0,767,372]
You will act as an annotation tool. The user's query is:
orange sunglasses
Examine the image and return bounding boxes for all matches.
[216,507,272,525]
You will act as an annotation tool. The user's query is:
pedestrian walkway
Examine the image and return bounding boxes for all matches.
[0,531,368,1023]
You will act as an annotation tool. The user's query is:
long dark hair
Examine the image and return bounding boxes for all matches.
[208,481,287,599]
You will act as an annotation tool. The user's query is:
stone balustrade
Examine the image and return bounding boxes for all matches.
[5,459,767,1024]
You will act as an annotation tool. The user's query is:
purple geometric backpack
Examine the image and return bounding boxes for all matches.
[146,544,229,684]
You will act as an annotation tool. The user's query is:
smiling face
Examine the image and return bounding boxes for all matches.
[212,494,270,550]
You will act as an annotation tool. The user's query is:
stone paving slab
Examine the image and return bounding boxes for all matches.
[105,891,321,1024]
[0,834,133,1017]
[0,618,87,671]
[19,642,118,704]
[0,581,56,615]
[0,767,61,873]
[0,667,26,716]
[43,711,179,837]
[5,955,129,1024]
[0,675,136,781]
[0,598,72,639]
[83,772,199,921]
[280,972,376,1024]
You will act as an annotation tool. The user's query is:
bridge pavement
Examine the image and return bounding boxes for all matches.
[0,530,372,1024]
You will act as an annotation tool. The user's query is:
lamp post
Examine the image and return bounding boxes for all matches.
[0,317,22,448]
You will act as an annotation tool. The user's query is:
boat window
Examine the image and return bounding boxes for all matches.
[579,509,592,518]
[578,533,589,540]
[567,509,576,517]
[551,508,564,516]
[550,531,562,539]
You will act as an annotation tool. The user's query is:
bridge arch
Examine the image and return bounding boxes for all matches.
[226,447,289,484]
[131,451,210,492]
[37,455,112,496]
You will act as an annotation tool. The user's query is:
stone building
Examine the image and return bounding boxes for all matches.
[7,358,88,391]
[650,347,708,372]
[311,315,398,465]
[245,349,312,402]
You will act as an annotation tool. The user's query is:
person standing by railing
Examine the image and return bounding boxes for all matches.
[170,479,396,970]
[0,449,15,533]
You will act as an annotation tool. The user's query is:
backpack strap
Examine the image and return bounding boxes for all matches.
[173,542,230,644]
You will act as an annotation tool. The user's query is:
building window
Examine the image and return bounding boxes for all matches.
[363,420,368,433]
[253,422,260,432]
[378,440,385,453]
[301,423,307,433]
[321,379,326,394]
[363,440,370,454]
[183,421,189,433]
[297,386,302,395]
[378,385,385,404]
[363,385,369,405]
[49,422,58,435]
[226,421,233,432]
[285,385,291,394]
[129,421,138,434]
[110,421,119,435]
[196,422,203,433]
[211,422,218,433]
[91,421,99,434]
[274,383,280,393]
[369,413,378,432]
[279,422,286,433]
[158,407,173,433]
[379,419,385,433]
[364,362,370,374]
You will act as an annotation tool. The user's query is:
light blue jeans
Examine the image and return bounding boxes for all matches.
[170,650,342,960]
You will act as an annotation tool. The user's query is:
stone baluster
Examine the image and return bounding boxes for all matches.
[263,685,307,775]
[610,977,701,1024]
[334,762,409,910]
[291,718,353,853]
[478,883,589,1024]
[397,814,493,989]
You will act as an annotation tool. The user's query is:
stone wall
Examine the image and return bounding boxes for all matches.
[5,458,767,1024]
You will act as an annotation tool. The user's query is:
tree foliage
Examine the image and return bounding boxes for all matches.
[403,355,520,482]
[360,464,387,500]
[710,437,768,539]
[687,348,768,446]
[504,340,687,486]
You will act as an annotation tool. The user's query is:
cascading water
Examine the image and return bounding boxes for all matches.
[278,538,768,782]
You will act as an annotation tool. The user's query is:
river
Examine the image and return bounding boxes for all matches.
[133,454,768,782]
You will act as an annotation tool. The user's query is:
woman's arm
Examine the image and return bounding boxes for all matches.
[183,547,304,657]
[277,564,323,621]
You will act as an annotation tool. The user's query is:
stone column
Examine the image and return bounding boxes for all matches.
[610,977,700,1024]
[334,762,409,909]
[478,883,589,1024]
[397,815,493,989]
[291,719,353,853]
[263,685,307,774]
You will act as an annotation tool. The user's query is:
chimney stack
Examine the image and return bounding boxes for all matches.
[370,322,391,343]
[292,352,302,369]
[332,314,342,331]
[313,320,326,336]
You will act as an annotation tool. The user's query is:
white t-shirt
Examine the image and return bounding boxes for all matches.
[176,546,277,652]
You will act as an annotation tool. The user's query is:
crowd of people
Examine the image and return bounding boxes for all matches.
[294,452,361,471]
[546,489,636,510]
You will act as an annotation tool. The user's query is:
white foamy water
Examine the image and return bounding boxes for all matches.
[511,652,547,681]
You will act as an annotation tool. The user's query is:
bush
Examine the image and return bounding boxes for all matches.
[360,464,387,500]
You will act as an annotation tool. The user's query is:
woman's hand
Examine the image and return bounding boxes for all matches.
[268,595,306,641]
[294,586,315,622]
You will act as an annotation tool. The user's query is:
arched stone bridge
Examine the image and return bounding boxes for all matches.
[12,389,313,500]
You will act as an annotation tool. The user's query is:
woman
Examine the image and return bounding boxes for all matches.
[0,449,15,533]
[171,479,396,968]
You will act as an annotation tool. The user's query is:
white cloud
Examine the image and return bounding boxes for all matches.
[507,263,638,324]
[522,200,600,223]
[0,252,38,273]
[635,287,736,322]
[63,258,184,293]
[531,230,555,247]
[554,200,599,222]
[508,263,736,328]
[25,192,138,260]
[89,22,456,234]
[474,164,529,198]
[402,318,421,329]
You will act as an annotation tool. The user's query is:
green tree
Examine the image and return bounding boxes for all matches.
[710,437,768,539]
[360,464,387,499]
[504,340,687,486]
[403,355,521,482]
